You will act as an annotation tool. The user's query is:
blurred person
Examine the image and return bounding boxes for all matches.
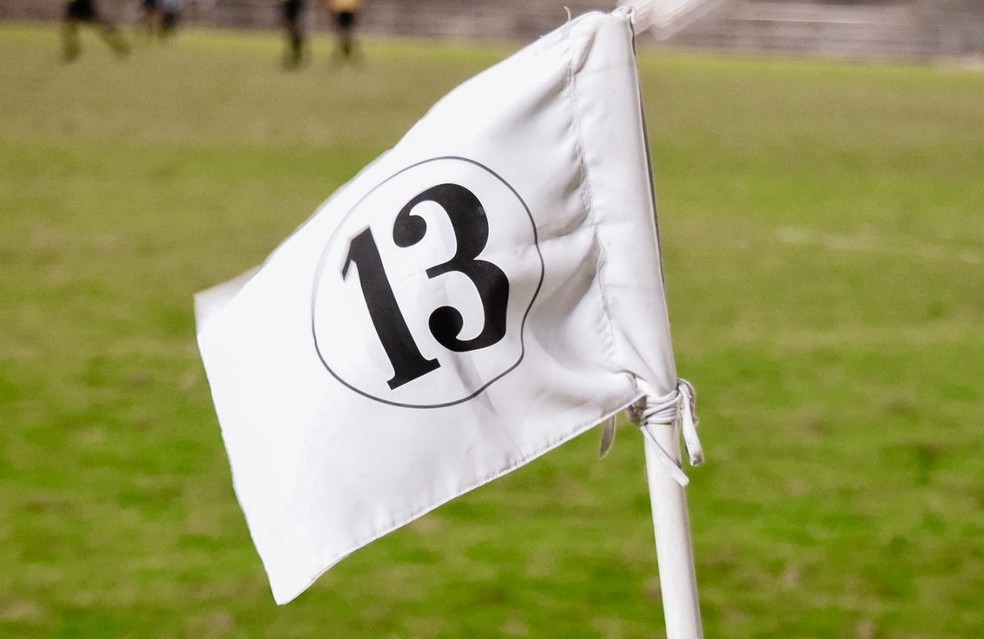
[141,0,194,41]
[325,0,362,62]
[61,0,130,61]
[281,0,307,69]
[139,0,160,38]
[158,0,183,38]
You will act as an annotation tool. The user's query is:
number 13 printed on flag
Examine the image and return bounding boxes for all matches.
[312,157,543,407]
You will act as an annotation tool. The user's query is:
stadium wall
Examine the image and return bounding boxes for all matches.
[663,0,984,60]
[2,0,982,60]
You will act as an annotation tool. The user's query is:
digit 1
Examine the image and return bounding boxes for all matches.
[342,228,440,390]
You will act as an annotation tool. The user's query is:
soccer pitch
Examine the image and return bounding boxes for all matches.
[1,21,982,638]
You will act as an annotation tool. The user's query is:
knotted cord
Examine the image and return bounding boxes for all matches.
[600,379,703,487]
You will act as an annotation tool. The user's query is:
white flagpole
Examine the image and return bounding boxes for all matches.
[615,6,705,632]
[643,412,704,638]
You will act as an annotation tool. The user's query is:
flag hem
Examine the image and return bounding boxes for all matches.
[274,391,645,604]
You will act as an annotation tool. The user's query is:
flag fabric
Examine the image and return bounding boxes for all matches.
[196,8,680,605]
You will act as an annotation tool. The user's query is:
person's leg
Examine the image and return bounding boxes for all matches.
[292,26,304,64]
[159,8,179,38]
[99,22,130,56]
[61,15,82,61]
[335,11,355,60]
[284,22,303,67]
[96,6,130,57]
[140,0,157,38]
[281,2,305,68]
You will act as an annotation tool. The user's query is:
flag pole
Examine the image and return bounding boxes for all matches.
[643,415,703,638]
[620,5,704,634]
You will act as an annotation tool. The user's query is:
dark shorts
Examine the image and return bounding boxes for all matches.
[161,9,179,29]
[65,0,99,22]
[141,0,157,10]
[334,10,356,29]
[282,0,304,23]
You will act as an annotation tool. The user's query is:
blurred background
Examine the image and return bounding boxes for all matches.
[2,0,984,59]
[1,1,982,638]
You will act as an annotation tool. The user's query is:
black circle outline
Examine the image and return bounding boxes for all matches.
[311,156,545,409]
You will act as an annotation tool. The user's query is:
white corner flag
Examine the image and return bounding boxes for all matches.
[196,7,701,619]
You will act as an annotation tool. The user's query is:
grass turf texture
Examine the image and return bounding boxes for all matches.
[1,20,983,638]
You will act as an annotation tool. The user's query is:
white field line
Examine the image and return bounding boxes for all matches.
[776,226,983,265]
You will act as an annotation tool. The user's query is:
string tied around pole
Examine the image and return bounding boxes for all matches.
[599,379,703,487]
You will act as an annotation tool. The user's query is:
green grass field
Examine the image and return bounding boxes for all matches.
[1,19,983,638]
